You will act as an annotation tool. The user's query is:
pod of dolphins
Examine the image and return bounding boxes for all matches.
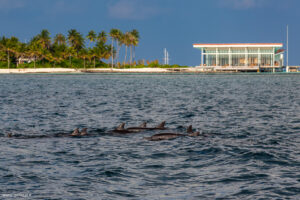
[6,121,203,141]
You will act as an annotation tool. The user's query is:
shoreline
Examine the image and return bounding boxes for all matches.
[0,68,205,74]
[0,68,299,74]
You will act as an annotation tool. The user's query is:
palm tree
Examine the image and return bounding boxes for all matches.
[53,33,67,66]
[68,29,85,54]
[88,48,97,68]
[15,42,27,67]
[109,29,119,68]
[0,36,20,69]
[93,42,114,67]
[28,37,42,69]
[54,33,66,46]
[126,32,136,66]
[0,28,138,69]
[87,30,96,48]
[37,29,51,53]
[67,47,76,67]
[131,29,140,63]
[68,29,85,67]
[122,32,131,66]
[51,40,67,67]
[97,31,107,43]
[114,30,123,65]
[79,48,88,69]
[35,30,52,65]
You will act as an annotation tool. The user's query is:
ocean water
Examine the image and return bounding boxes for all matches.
[0,73,299,200]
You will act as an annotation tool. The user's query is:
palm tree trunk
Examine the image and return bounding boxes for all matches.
[116,41,118,64]
[7,51,10,69]
[133,46,135,63]
[69,55,72,67]
[84,58,86,69]
[111,39,114,69]
[130,45,132,66]
[124,46,128,66]
[94,57,96,68]
[117,41,121,65]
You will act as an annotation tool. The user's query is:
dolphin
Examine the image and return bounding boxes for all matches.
[124,122,148,132]
[127,121,167,131]
[186,125,201,137]
[112,123,137,134]
[70,128,80,136]
[80,128,88,136]
[144,125,200,141]
[6,128,88,139]
[144,133,185,141]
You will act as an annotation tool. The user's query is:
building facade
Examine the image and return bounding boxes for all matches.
[193,43,284,71]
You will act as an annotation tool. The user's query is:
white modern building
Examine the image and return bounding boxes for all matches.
[193,43,284,71]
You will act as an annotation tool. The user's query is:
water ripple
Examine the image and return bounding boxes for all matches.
[0,74,299,199]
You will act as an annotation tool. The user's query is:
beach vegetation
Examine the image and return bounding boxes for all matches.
[0,29,187,69]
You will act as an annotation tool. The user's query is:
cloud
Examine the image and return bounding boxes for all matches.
[219,0,266,9]
[0,0,25,10]
[107,0,160,20]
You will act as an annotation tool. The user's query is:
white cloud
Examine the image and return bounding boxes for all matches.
[219,0,266,9]
[107,0,160,20]
[0,0,24,10]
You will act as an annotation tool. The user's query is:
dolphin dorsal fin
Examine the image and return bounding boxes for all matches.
[140,122,147,128]
[80,128,88,136]
[187,125,193,133]
[74,128,79,133]
[156,121,165,129]
[116,123,125,130]
[71,128,80,136]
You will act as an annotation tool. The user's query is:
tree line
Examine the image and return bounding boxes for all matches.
[0,29,139,69]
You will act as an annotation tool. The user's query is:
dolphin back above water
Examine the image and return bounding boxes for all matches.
[6,127,89,139]
[144,133,185,141]
[80,128,88,136]
[112,121,167,134]
[145,125,200,141]
[112,123,136,134]
[127,121,167,131]
[70,128,80,136]
[70,128,88,136]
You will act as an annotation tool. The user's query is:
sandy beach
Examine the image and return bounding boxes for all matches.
[0,68,79,74]
[0,68,207,74]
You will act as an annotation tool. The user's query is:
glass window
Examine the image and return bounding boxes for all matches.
[204,48,216,53]
[260,48,273,53]
[248,48,258,53]
[218,48,229,53]
[232,54,246,66]
[261,54,272,66]
[219,55,229,66]
[248,54,258,66]
[205,55,216,66]
[232,48,246,53]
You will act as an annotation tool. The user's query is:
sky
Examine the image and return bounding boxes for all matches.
[0,0,299,66]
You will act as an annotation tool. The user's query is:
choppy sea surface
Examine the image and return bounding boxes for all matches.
[0,73,299,200]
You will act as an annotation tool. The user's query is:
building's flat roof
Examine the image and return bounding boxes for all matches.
[193,43,283,48]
